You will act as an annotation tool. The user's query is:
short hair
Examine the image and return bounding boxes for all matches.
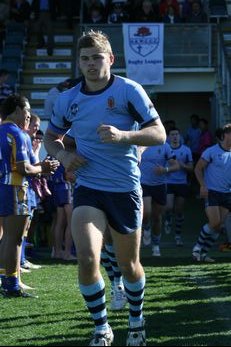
[1,94,29,120]
[223,123,231,134]
[199,118,208,125]
[30,113,40,124]
[168,127,180,134]
[190,113,199,121]
[215,127,224,141]
[77,30,113,55]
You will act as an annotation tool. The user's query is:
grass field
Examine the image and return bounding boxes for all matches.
[1,196,231,346]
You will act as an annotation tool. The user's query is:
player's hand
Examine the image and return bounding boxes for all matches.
[154,165,166,175]
[200,185,208,198]
[97,124,123,143]
[58,151,87,172]
[41,159,60,174]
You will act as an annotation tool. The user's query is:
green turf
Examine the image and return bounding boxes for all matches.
[1,196,231,346]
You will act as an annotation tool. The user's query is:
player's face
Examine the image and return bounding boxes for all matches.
[78,47,114,83]
[19,101,31,130]
[224,131,231,148]
[169,130,180,144]
[29,119,40,137]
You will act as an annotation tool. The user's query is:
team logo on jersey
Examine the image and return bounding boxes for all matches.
[107,97,115,109]
[69,103,78,116]
[128,25,160,57]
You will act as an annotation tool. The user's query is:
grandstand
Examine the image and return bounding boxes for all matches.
[1,0,231,137]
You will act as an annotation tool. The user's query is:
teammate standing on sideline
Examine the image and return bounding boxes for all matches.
[44,30,166,346]
[192,123,231,262]
[0,94,59,297]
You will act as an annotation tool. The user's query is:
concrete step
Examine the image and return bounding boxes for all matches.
[23,60,72,70]
[21,72,70,85]
[19,89,49,102]
[25,47,73,57]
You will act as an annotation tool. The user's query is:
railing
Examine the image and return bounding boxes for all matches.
[216,27,231,125]
[80,23,216,69]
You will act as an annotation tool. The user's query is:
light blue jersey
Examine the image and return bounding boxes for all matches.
[202,143,231,193]
[167,144,193,184]
[140,142,174,186]
[48,75,160,192]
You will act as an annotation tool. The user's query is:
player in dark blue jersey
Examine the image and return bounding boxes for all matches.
[44,30,166,346]
[0,94,59,298]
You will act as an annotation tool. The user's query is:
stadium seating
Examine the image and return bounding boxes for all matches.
[209,0,228,22]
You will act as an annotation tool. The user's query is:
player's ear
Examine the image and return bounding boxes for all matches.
[110,54,115,66]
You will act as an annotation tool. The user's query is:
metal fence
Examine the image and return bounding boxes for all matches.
[81,23,216,69]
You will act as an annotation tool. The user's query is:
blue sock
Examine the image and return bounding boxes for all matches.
[79,277,109,333]
[5,275,20,291]
[123,276,145,325]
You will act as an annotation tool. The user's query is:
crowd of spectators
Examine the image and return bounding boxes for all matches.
[83,0,209,24]
[0,0,212,37]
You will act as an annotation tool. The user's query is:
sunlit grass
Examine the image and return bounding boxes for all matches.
[1,260,231,346]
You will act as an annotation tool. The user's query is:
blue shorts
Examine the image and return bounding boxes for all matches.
[73,185,142,234]
[205,190,231,209]
[142,184,167,206]
[167,184,190,198]
[53,182,72,207]
[0,183,30,216]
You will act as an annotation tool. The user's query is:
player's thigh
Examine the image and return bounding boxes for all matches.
[71,205,107,256]
[143,196,152,219]
[110,226,142,266]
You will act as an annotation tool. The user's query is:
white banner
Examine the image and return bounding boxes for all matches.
[122,23,164,85]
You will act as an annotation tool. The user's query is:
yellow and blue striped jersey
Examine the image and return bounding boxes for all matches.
[0,121,29,186]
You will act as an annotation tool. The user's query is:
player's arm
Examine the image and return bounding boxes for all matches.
[44,128,86,171]
[194,157,209,198]
[179,161,194,172]
[16,159,59,176]
[97,118,166,146]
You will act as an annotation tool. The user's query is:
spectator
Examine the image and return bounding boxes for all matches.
[132,0,160,22]
[159,0,180,19]
[0,1,10,23]
[186,0,208,22]
[181,0,196,21]
[86,3,106,23]
[83,0,107,23]
[30,0,57,55]
[163,5,181,23]
[107,0,130,24]
[9,0,31,23]
[184,113,201,164]
[198,118,213,156]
